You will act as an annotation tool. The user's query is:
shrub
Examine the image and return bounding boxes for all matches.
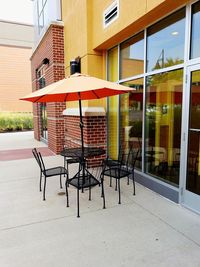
[0,112,33,132]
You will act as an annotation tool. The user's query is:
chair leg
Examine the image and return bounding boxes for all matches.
[132,172,135,195]
[110,177,112,187]
[127,175,129,185]
[101,179,106,209]
[118,179,121,204]
[89,186,91,200]
[101,174,104,197]
[109,169,112,187]
[67,172,70,187]
[115,178,118,191]
[67,162,70,187]
[64,156,66,177]
[65,180,69,207]
[43,176,46,201]
[60,174,63,189]
[77,188,80,218]
[39,172,42,192]
[89,175,92,200]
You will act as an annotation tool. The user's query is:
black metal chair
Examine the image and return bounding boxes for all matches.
[102,148,139,204]
[65,159,106,217]
[105,143,128,188]
[63,148,80,181]
[32,148,68,201]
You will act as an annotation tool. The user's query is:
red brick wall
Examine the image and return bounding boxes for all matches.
[31,24,65,154]
[64,115,107,167]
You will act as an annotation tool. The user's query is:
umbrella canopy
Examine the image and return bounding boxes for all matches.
[21,73,133,103]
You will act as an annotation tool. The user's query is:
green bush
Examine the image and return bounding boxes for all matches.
[0,112,33,132]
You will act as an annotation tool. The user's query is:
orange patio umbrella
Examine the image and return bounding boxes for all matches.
[21,72,134,181]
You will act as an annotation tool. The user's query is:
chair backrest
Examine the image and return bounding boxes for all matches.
[120,147,139,170]
[32,148,40,167]
[38,152,46,173]
[130,148,140,168]
[32,148,46,173]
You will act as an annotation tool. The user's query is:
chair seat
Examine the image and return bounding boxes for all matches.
[68,172,100,189]
[105,158,120,167]
[103,166,131,179]
[45,166,67,177]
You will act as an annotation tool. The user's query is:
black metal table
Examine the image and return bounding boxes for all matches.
[60,147,106,217]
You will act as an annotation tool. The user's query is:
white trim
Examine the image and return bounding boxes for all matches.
[103,0,119,29]
[182,63,200,211]
[63,107,106,117]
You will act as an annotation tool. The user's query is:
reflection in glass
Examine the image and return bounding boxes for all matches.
[190,1,200,59]
[145,69,183,186]
[187,70,200,195]
[147,8,185,72]
[120,78,143,170]
[120,32,144,79]
[41,103,48,140]
[107,46,119,159]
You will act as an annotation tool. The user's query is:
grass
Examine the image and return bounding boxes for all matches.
[0,112,33,132]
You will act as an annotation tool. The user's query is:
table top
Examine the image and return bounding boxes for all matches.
[60,147,105,158]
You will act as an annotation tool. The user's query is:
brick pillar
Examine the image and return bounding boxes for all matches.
[63,107,107,166]
[31,23,65,154]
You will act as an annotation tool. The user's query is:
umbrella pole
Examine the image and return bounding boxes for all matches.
[78,98,84,159]
[78,94,85,184]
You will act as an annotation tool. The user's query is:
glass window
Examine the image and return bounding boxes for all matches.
[120,32,144,79]
[37,0,43,15]
[107,46,119,159]
[37,0,48,34]
[37,67,48,141]
[145,69,183,186]
[120,78,143,170]
[190,1,200,59]
[39,13,44,31]
[147,8,185,72]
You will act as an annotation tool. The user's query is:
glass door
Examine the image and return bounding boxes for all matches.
[183,64,200,213]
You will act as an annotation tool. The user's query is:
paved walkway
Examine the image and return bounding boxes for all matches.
[0,132,200,266]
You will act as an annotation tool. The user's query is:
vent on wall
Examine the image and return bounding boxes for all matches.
[103,0,119,28]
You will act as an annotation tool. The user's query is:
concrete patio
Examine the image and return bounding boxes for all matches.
[0,131,200,266]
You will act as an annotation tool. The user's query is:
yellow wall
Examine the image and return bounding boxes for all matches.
[61,0,189,109]
[62,0,189,74]
[62,0,105,108]
[92,0,188,50]
[62,0,103,75]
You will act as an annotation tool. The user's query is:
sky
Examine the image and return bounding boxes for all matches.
[0,0,33,24]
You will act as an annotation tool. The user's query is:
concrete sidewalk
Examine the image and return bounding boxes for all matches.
[0,132,200,266]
